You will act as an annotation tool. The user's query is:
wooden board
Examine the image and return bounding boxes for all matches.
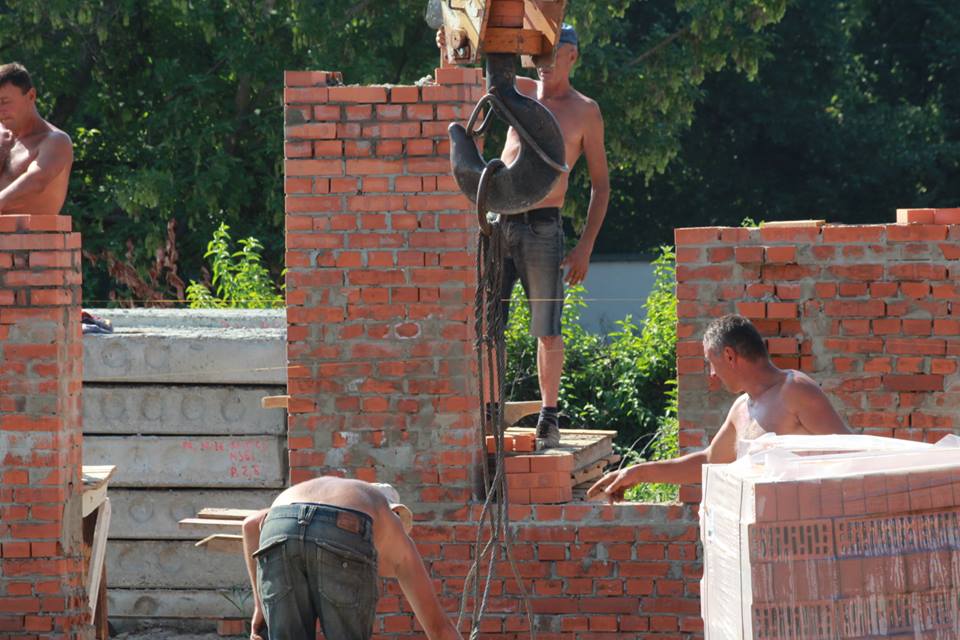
[759,219,826,228]
[198,507,261,521]
[500,428,617,471]
[260,395,290,410]
[503,400,541,426]
[178,518,244,536]
[82,465,116,518]
[570,454,620,486]
[196,534,244,554]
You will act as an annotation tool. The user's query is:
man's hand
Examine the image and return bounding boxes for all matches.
[562,241,592,285]
[436,28,445,50]
[250,606,266,640]
[0,129,13,156]
[587,466,638,503]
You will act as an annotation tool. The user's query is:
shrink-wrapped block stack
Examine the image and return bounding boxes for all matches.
[701,434,960,639]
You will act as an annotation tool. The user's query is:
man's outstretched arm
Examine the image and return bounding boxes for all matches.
[0,131,72,212]
[587,399,740,501]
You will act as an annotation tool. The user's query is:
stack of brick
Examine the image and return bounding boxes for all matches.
[485,432,536,453]
[0,215,89,637]
[503,452,575,505]
[701,436,960,639]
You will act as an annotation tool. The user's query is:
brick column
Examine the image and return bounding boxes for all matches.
[0,215,89,637]
[675,214,960,503]
[284,67,487,514]
[283,71,705,639]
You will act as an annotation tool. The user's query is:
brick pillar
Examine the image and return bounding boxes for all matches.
[284,67,487,515]
[675,214,960,504]
[283,71,706,639]
[0,215,89,637]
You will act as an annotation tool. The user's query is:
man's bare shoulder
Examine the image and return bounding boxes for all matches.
[782,370,825,396]
[41,125,73,148]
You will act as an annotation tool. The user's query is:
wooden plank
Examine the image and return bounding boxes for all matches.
[108,489,278,540]
[82,465,116,518]
[570,455,620,486]
[87,498,111,623]
[178,518,243,533]
[83,435,286,488]
[107,540,249,589]
[107,588,254,619]
[482,28,547,55]
[84,385,286,435]
[260,395,290,410]
[196,534,244,554]
[503,401,540,426]
[198,508,261,521]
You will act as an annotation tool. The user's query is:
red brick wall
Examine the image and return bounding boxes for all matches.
[283,71,703,639]
[0,215,89,637]
[675,218,960,501]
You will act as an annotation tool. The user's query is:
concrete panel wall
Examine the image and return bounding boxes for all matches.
[107,489,278,539]
[84,386,285,435]
[81,309,287,626]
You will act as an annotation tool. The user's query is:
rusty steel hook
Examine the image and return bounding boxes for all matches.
[448,54,568,219]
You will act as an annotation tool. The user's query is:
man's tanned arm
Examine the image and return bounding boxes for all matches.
[241,509,270,640]
[380,512,462,640]
[587,397,740,501]
[562,102,609,285]
[0,131,72,212]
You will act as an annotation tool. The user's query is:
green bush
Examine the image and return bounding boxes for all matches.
[504,247,678,478]
[186,223,284,309]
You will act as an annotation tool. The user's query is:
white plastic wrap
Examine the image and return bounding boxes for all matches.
[701,434,960,639]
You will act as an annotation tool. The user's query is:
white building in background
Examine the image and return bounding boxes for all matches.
[575,255,656,335]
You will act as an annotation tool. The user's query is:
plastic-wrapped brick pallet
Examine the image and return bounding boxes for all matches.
[700,433,960,639]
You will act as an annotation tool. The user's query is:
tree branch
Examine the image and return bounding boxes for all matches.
[626,26,690,68]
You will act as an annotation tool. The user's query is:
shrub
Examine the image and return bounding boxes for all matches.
[186,223,284,309]
[503,246,678,464]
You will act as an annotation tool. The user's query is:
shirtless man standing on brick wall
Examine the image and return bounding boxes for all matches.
[0,62,73,215]
[439,25,610,449]
[588,315,853,501]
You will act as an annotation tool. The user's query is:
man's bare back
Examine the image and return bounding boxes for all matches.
[0,63,73,215]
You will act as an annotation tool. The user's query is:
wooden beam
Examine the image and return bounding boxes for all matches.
[194,534,244,554]
[482,28,548,55]
[260,395,290,409]
[197,508,261,521]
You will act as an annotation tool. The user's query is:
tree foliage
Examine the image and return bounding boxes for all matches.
[0,0,790,300]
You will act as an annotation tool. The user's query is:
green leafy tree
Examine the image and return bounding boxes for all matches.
[0,1,790,300]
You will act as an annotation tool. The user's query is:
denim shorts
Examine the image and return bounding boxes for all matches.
[499,207,564,337]
[254,503,379,640]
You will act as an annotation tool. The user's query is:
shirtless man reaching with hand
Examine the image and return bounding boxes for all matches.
[588,314,853,501]
[0,62,73,215]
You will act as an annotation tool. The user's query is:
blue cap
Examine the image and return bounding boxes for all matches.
[558,23,579,50]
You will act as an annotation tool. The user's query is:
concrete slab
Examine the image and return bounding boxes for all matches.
[84,435,286,488]
[83,329,286,384]
[85,308,286,330]
[106,541,248,589]
[83,386,286,435]
[108,489,279,540]
[108,589,254,620]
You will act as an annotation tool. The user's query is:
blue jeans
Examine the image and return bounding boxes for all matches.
[254,503,379,640]
[499,207,565,337]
